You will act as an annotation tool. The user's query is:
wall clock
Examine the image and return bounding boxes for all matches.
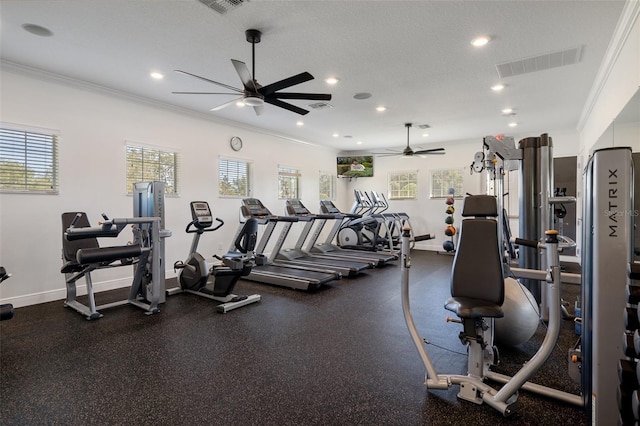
[230,136,243,151]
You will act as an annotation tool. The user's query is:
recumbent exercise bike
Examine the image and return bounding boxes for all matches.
[169,201,261,313]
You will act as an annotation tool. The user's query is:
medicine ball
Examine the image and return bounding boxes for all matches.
[444,226,456,237]
[442,240,455,252]
[448,188,455,195]
[445,216,454,225]
[446,197,455,205]
[446,205,455,215]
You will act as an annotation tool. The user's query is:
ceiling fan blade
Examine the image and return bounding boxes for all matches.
[272,92,332,101]
[210,97,243,111]
[372,153,401,157]
[174,70,243,93]
[231,59,259,93]
[264,98,309,115]
[413,147,446,155]
[259,72,314,96]
[172,91,239,95]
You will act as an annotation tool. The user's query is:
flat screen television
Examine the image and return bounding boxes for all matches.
[337,155,373,178]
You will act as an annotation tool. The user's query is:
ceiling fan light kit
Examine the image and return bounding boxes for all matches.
[173,28,331,116]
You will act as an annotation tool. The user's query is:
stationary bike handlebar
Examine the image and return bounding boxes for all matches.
[185,217,224,234]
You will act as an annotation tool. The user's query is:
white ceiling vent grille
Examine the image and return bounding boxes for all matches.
[197,0,247,15]
[496,46,583,79]
[309,102,333,110]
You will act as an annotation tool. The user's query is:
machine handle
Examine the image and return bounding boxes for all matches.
[69,213,82,229]
[510,236,539,248]
[185,217,224,234]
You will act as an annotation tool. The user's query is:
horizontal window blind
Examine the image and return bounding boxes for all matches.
[0,127,59,194]
[219,158,250,197]
[126,144,179,194]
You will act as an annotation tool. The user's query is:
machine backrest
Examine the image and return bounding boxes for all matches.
[450,196,504,305]
[234,217,258,254]
[61,212,99,263]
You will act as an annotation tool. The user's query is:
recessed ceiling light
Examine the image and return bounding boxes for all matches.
[508,122,518,127]
[332,133,339,138]
[471,36,490,47]
[150,72,164,80]
[236,101,246,107]
[357,141,363,145]
[376,105,387,112]
[501,108,513,114]
[422,133,429,137]
[22,23,53,37]
[325,77,340,85]
[296,121,304,127]
[353,92,372,100]
[491,84,506,92]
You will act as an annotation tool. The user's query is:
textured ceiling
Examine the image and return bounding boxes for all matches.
[0,0,626,152]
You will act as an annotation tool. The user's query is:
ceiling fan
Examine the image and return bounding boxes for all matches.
[374,123,445,157]
[173,29,331,116]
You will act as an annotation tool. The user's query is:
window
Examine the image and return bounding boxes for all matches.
[0,126,59,194]
[319,171,336,200]
[126,144,179,194]
[430,168,464,198]
[278,166,300,199]
[219,157,250,197]
[388,170,418,200]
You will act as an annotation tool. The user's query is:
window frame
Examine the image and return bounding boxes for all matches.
[429,168,464,199]
[218,156,251,198]
[278,165,300,200]
[0,124,59,195]
[388,170,418,200]
[319,170,336,201]
[125,142,180,195]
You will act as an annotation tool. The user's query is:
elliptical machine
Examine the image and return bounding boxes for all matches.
[169,201,261,313]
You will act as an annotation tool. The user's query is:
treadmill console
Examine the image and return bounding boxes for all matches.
[190,201,213,228]
[286,199,310,216]
[320,200,340,214]
[242,198,272,217]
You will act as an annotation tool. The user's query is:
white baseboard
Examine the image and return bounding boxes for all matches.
[412,241,443,251]
[3,270,177,309]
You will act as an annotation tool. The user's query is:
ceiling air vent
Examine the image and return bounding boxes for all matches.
[309,102,333,110]
[197,0,247,15]
[496,46,583,79]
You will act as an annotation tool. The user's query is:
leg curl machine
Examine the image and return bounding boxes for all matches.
[61,212,168,320]
[401,194,582,416]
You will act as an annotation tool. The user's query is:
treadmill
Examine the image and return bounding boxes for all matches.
[268,201,373,277]
[313,200,398,266]
[228,198,341,291]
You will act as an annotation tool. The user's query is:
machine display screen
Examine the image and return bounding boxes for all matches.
[193,202,210,217]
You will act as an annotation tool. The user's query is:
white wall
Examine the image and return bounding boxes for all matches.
[0,67,338,307]
[1,0,635,307]
[341,139,483,251]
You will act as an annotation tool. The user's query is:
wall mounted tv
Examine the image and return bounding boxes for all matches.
[337,156,374,178]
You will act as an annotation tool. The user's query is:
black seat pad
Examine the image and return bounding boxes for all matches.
[445,296,504,319]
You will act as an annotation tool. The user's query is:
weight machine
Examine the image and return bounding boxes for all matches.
[401,195,583,417]
[61,181,171,320]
